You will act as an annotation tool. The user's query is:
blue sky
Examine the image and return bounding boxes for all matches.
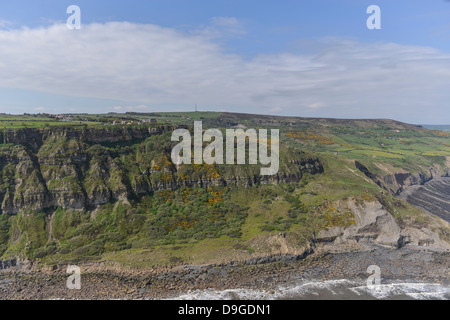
[0,0,449,123]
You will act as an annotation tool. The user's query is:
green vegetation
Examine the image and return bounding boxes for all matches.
[0,112,448,267]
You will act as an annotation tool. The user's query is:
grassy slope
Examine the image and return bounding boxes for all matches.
[0,112,449,267]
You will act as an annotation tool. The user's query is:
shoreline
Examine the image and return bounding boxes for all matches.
[1,244,448,300]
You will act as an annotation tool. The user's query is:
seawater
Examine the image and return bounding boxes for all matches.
[169,279,449,300]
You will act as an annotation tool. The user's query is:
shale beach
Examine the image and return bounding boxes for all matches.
[1,244,448,300]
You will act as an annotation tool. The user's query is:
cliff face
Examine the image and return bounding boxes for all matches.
[402,178,450,223]
[0,126,323,215]
[354,160,440,195]
[0,126,173,149]
[354,160,450,224]
[317,198,450,250]
[382,170,440,195]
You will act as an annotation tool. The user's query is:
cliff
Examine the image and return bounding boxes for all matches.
[316,197,450,250]
[0,115,448,267]
[400,177,450,223]
[0,126,322,215]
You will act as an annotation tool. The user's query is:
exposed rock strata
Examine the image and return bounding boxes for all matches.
[317,198,450,250]
[402,177,450,223]
[354,160,449,224]
[0,127,323,215]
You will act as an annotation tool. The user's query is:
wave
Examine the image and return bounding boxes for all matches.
[169,279,449,300]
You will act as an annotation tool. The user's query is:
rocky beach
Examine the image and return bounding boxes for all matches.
[1,244,448,300]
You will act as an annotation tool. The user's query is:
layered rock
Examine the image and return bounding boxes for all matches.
[0,258,33,272]
[0,125,174,149]
[354,160,443,195]
[402,177,450,223]
[317,198,450,250]
[0,126,322,215]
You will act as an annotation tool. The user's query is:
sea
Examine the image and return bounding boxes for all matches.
[422,124,450,132]
[170,279,449,300]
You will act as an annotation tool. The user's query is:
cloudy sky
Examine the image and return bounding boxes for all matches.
[0,0,449,124]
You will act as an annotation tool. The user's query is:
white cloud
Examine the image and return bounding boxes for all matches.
[0,19,13,29]
[210,17,247,35]
[113,105,149,111]
[193,16,247,39]
[0,22,449,123]
[270,106,283,113]
[307,102,325,109]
